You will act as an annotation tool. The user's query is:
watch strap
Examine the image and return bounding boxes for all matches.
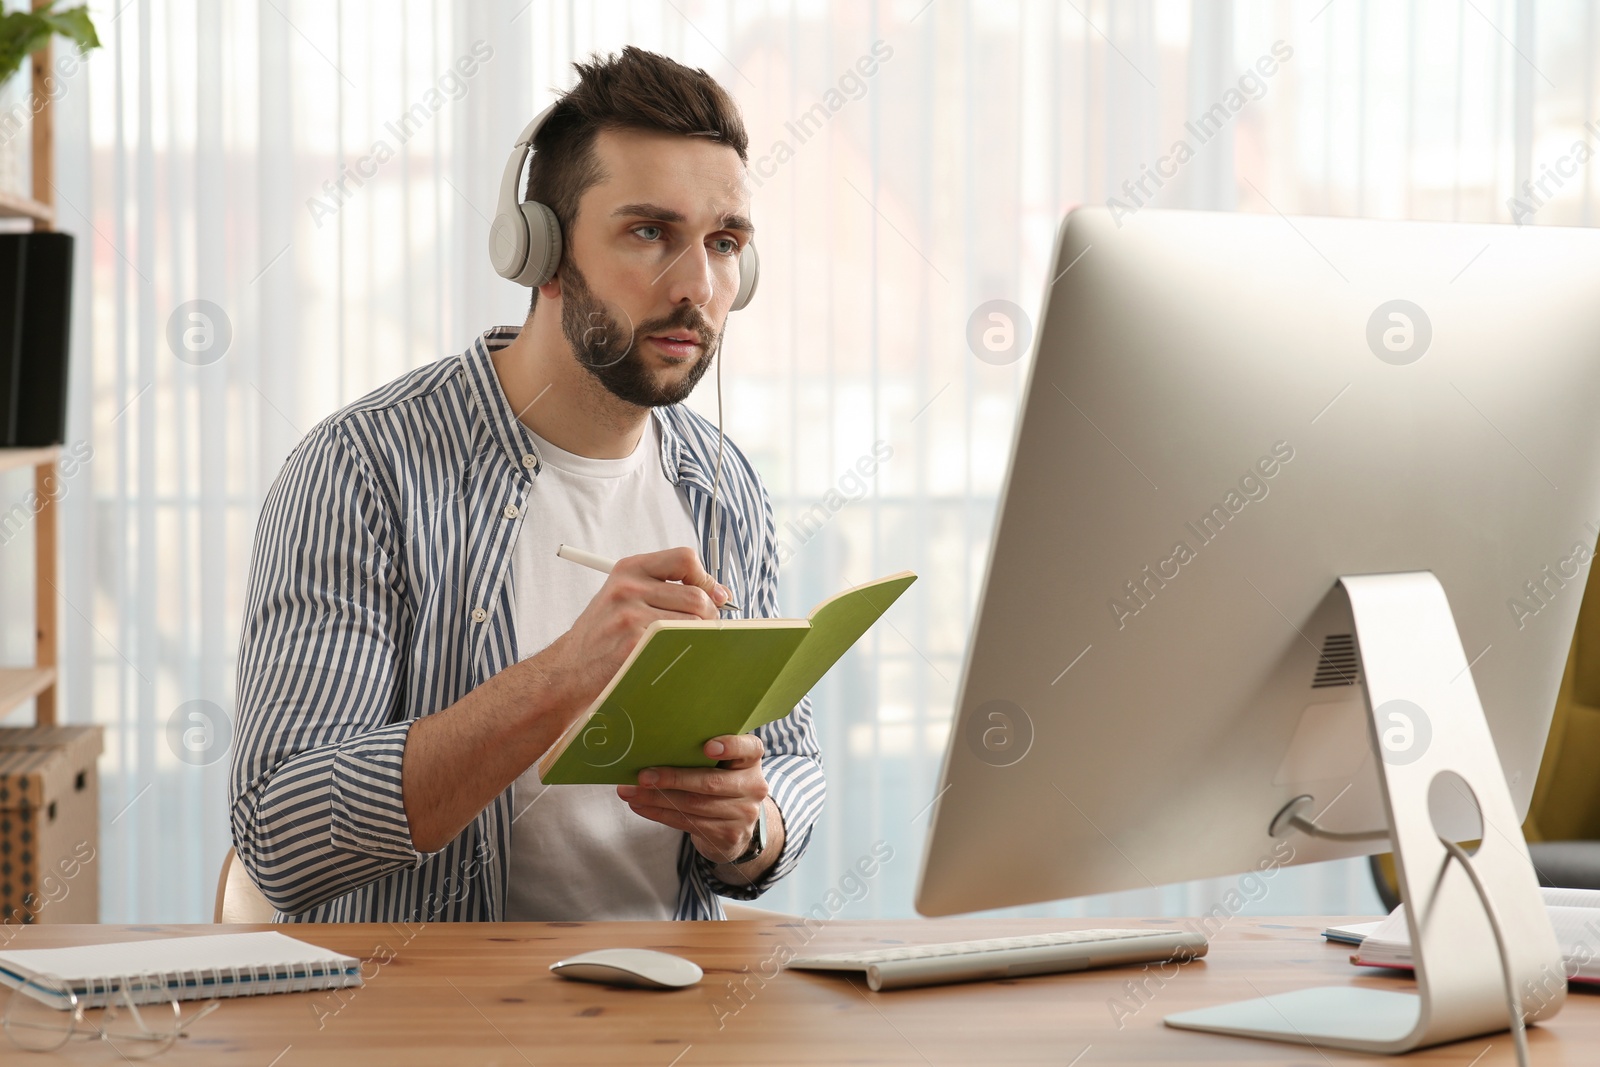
[730,801,767,865]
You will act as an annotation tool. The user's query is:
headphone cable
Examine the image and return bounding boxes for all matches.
[709,342,727,609]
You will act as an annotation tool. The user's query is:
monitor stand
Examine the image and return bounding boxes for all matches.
[1165,571,1566,1055]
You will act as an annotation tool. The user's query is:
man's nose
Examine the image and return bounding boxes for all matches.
[660,243,714,309]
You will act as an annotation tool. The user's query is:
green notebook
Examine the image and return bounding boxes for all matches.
[537,571,917,785]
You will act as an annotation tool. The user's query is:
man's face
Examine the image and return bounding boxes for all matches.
[553,127,753,407]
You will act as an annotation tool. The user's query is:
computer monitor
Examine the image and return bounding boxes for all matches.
[913,206,1600,1053]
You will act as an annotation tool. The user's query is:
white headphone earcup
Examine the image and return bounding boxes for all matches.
[516,201,562,287]
[489,208,530,281]
[732,241,760,311]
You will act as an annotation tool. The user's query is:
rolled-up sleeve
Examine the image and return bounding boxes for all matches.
[229,421,428,915]
[697,479,826,901]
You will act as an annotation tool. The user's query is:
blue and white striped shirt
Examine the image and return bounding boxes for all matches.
[229,326,824,922]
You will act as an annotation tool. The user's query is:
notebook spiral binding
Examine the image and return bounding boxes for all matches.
[73,956,356,1009]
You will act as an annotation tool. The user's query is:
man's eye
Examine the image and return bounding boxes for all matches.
[712,237,738,256]
[634,225,663,241]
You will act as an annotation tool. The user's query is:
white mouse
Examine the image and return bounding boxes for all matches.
[550,948,704,990]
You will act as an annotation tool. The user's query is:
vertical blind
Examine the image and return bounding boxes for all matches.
[26,0,1592,922]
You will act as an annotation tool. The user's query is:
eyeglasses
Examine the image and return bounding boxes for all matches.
[2,973,220,1059]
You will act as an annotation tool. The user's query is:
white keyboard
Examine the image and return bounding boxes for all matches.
[787,928,1207,991]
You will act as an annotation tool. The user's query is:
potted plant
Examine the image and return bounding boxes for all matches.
[0,2,100,197]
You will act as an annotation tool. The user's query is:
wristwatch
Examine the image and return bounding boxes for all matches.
[730,801,767,865]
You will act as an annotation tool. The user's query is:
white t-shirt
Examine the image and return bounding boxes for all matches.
[503,414,700,921]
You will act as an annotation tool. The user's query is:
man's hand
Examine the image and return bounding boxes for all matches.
[401,547,729,855]
[617,733,784,878]
[547,547,730,705]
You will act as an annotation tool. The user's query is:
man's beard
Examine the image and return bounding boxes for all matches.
[559,256,720,407]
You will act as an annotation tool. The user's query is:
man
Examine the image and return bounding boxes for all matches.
[229,47,822,922]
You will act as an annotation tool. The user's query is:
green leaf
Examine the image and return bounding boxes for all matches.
[0,3,102,86]
[34,4,100,55]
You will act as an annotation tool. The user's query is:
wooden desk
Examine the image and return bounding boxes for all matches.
[6,917,1596,1064]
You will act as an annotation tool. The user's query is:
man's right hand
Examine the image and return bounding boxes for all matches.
[403,548,729,854]
[545,547,730,709]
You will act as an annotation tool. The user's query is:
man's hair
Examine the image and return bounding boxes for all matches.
[525,46,748,314]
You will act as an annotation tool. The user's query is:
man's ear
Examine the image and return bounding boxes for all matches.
[537,275,561,302]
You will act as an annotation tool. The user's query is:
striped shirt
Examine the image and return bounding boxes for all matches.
[229,326,824,922]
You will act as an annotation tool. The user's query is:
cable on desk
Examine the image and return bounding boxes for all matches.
[1438,837,1531,1067]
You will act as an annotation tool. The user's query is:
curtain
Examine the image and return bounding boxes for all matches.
[35,0,1589,922]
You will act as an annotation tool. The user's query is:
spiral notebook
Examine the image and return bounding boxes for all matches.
[0,931,363,1009]
[1346,885,1600,985]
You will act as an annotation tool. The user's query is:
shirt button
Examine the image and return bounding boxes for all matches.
[471,607,488,623]
[522,454,537,469]
[503,504,519,520]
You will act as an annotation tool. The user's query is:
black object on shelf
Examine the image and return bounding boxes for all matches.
[0,232,74,447]
[0,236,25,443]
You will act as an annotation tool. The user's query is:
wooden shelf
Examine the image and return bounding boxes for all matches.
[0,42,62,731]
[0,445,61,475]
[0,190,53,225]
[0,666,56,722]
[0,447,61,724]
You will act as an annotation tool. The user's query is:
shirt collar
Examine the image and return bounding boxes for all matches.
[462,326,538,472]
[654,406,692,487]
[653,404,752,549]
[461,326,694,490]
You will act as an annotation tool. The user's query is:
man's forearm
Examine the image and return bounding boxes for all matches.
[401,645,584,853]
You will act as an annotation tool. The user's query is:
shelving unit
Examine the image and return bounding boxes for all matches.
[0,447,59,725]
[0,9,101,930]
[0,189,52,225]
[0,19,61,726]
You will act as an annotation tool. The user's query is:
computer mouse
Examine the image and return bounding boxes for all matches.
[549,948,704,990]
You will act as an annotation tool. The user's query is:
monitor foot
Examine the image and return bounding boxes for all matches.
[1167,987,1420,1053]
[1167,572,1564,1056]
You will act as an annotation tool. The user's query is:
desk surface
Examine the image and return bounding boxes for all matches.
[5,916,1595,1065]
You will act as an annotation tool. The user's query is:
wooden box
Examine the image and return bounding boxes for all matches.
[0,725,101,925]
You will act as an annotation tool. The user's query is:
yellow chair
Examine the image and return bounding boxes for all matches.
[1525,557,1600,848]
[722,903,794,920]
[214,847,275,923]
[1371,557,1600,907]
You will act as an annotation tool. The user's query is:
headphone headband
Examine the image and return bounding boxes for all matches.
[488,104,562,287]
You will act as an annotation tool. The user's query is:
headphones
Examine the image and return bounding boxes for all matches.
[489,102,760,311]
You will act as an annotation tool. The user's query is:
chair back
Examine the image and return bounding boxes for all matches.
[214,846,276,923]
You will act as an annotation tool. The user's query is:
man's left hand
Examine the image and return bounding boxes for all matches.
[618,733,775,869]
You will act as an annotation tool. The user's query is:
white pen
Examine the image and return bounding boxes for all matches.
[555,543,739,611]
